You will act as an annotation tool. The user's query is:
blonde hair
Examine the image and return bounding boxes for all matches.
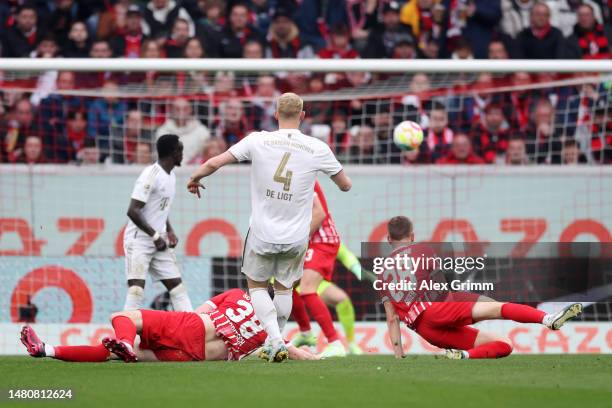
[276,93,303,119]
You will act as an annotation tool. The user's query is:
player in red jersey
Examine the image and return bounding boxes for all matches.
[382,216,583,359]
[291,180,347,358]
[20,289,317,363]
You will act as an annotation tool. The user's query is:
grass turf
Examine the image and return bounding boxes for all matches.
[1,355,611,408]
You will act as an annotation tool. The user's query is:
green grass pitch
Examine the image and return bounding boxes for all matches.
[1,355,611,408]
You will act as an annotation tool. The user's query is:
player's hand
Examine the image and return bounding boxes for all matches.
[187,178,205,198]
[154,237,167,251]
[167,231,178,248]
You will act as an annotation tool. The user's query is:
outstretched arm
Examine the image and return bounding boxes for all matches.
[188,151,237,197]
[384,300,405,359]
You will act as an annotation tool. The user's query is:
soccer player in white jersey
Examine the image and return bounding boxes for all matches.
[123,134,193,312]
[187,93,352,362]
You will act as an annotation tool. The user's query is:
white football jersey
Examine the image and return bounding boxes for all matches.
[125,163,176,241]
[229,129,343,244]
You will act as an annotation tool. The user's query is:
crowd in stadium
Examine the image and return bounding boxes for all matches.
[0,0,610,165]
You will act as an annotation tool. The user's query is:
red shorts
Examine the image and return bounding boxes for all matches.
[139,310,205,362]
[413,293,480,350]
[303,243,339,281]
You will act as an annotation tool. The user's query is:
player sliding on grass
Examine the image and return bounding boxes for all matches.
[382,216,584,360]
[187,93,351,362]
[291,181,361,357]
[20,289,317,363]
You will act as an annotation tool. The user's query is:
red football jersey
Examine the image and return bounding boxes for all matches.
[382,243,447,327]
[310,181,340,245]
[206,289,267,360]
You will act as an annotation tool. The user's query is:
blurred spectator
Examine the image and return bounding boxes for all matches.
[213,98,249,146]
[363,1,415,58]
[400,0,446,56]
[471,103,512,163]
[195,137,228,163]
[174,37,210,93]
[547,0,603,37]
[39,71,85,162]
[63,21,90,57]
[265,7,313,59]
[156,98,210,163]
[87,80,127,161]
[2,4,43,57]
[451,37,474,59]
[436,133,485,164]
[248,75,278,131]
[424,105,454,163]
[47,0,81,45]
[488,39,510,58]
[95,0,133,40]
[501,0,535,38]
[347,125,376,164]
[165,18,191,58]
[243,39,264,58]
[143,0,194,39]
[18,135,46,164]
[111,5,146,58]
[135,141,153,165]
[566,4,611,59]
[111,109,152,164]
[65,110,87,161]
[31,35,60,58]
[392,38,418,59]
[317,24,359,59]
[505,136,530,164]
[1,99,38,163]
[213,71,238,97]
[515,2,567,59]
[218,2,264,58]
[194,0,225,57]
[346,0,378,52]
[76,40,121,88]
[525,98,562,163]
[79,137,100,165]
[456,0,502,59]
[590,97,612,163]
[561,138,588,164]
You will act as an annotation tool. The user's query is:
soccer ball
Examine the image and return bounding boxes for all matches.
[393,121,424,151]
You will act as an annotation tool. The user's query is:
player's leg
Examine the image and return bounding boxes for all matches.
[154,249,193,312]
[319,281,362,355]
[290,285,317,347]
[123,240,150,310]
[301,269,340,342]
[471,296,583,329]
[101,310,143,362]
[20,326,110,362]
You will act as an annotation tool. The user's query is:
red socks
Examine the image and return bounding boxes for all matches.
[501,303,546,324]
[301,293,339,342]
[111,315,137,346]
[291,289,312,332]
[54,345,110,362]
[467,341,513,359]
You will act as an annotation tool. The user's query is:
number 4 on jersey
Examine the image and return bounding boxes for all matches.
[274,152,293,191]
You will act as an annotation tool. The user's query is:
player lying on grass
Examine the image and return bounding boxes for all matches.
[382,216,584,360]
[20,289,317,363]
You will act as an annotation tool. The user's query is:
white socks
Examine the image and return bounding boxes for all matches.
[169,283,193,312]
[44,344,55,357]
[273,289,293,336]
[123,285,145,310]
[249,288,283,344]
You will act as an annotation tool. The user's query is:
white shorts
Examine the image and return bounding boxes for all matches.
[241,232,308,288]
[124,236,181,282]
